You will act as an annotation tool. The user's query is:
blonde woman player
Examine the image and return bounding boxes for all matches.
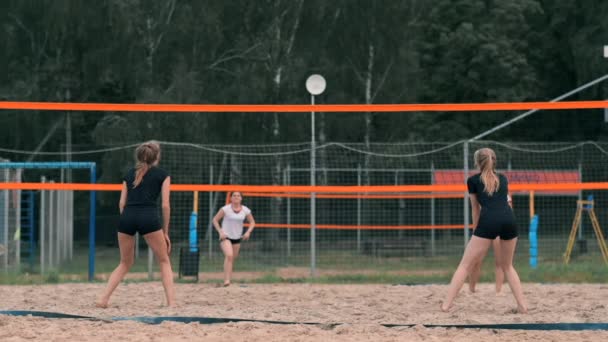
[212,191,255,286]
[441,148,527,313]
[97,141,175,308]
[468,194,513,294]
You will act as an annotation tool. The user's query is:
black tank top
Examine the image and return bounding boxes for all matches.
[467,173,510,210]
[123,167,169,208]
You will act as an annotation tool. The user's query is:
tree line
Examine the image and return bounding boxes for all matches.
[1,0,608,155]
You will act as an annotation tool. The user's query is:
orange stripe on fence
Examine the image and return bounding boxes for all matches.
[1,100,608,112]
[248,223,463,230]
[1,182,608,192]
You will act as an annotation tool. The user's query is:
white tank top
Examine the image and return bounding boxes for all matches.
[221,204,251,239]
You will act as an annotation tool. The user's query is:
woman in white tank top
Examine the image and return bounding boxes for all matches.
[212,191,256,286]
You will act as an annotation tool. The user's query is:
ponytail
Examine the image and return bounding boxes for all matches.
[133,163,150,188]
[474,148,499,196]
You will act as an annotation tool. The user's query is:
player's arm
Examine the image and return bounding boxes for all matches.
[212,209,227,240]
[469,194,481,229]
[161,176,171,234]
[119,181,127,214]
[243,213,256,240]
[507,194,513,209]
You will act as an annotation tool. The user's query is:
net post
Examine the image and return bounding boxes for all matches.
[463,141,470,247]
[310,94,316,278]
[135,233,140,259]
[88,164,96,281]
[284,165,291,258]
[61,188,67,263]
[68,189,74,261]
[430,162,436,256]
[49,181,55,269]
[40,176,46,275]
[357,165,362,252]
[147,246,153,280]
[15,170,21,270]
[578,162,583,239]
[207,164,214,259]
[54,189,59,269]
[3,168,9,272]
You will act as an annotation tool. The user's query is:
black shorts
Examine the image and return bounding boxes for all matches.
[473,208,518,240]
[118,207,162,236]
[221,238,241,244]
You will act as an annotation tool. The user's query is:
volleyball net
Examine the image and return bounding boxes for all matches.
[2,140,608,280]
[2,100,608,280]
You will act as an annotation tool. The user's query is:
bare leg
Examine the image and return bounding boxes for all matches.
[468,260,482,293]
[220,240,234,286]
[493,238,505,294]
[499,237,527,313]
[232,243,241,262]
[96,233,135,308]
[441,236,492,311]
[144,230,175,307]
[230,243,241,283]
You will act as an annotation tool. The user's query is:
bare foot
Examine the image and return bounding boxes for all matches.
[95,300,109,309]
[223,282,231,287]
[468,284,476,293]
[440,303,452,312]
[518,305,528,314]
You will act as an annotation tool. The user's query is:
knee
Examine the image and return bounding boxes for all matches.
[225,254,234,262]
[459,261,476,273]
[121,258,134,268]
[494,259,503,269]
[499,261,512,271]
[156,253,170,265]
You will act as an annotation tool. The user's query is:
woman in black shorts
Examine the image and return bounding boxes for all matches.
[441,148,527,313]
[97,141,175,307]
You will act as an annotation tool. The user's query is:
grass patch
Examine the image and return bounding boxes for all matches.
[3,245,606,285]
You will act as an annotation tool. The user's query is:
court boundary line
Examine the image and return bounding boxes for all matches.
[2,310,608,331]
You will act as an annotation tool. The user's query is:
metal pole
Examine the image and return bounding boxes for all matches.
[60,170,65,263]
[578,162,583,240]
[147,245,153,280]
[62,190,68,263]
[89,165,96,281]
[49,182,55,269]
[3,169,9,272]
[463,142,470,247]
[40,176,46,275]
[357,165,362,252]
[55,189,59,267]
[430,162,436,256]
[310,94,316,277]
[15,171,21,269]
[208,164,214,259]
[68,190,73,261]
[395,171,403,240]
[135,233,140,259]
[285,165,292,258]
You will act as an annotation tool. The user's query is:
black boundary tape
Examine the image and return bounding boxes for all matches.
[0,310,99,320]
[2,311,608,331]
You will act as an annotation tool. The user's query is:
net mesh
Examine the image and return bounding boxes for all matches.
[3,140,608,278]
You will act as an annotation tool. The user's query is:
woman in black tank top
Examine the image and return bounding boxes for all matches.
[97,141,175,308]
[441,148,527,313]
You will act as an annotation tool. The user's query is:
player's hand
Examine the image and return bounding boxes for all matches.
[219,231,228,241]
[242,232,251,241]
[164,232,171,254]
